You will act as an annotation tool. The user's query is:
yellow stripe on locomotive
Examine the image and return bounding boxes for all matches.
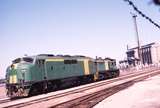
[83,59,90,75]
[9,75,17,84]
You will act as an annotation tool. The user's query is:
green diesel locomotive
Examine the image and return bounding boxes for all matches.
[5,54,119,97]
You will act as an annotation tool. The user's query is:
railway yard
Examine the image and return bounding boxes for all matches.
[0,66,160,108]
[1,0,160,108]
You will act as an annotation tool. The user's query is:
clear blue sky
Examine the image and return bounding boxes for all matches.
[0,0,160,78]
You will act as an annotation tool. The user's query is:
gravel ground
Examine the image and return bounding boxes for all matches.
[0,85,7,99]
[94,74,160,108]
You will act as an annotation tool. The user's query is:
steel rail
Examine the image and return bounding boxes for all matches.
[53,69,160,108]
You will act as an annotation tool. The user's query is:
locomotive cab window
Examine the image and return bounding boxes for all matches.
[12,58,21,63]
[23,57,33,63]
[12,57,33,63]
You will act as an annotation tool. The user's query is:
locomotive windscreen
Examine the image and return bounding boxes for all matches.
[12,57,33,63]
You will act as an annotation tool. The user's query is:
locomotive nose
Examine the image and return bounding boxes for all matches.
[9,64,30,84]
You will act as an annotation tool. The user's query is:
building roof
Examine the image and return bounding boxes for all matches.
[127,42,155,51]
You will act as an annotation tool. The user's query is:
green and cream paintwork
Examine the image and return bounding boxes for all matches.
[44,58,96,81]
[9,64,18,84]
[6,56,117,85]
[7,63,34,84]
[6,56,96,84]
[97,59,117,71]
[6,55,119,97]
[83,59,90,75]
[45,58,64,62]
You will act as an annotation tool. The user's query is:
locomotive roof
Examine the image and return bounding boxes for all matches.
[35,54,93,60]
[95,57,116,62]
[14,54,116,62]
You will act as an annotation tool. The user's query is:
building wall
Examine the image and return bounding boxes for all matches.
[134,49,139,59]
[126,42,160,66]
[140,46,152,64]
[151,43,160,64]
[120,42,160,68]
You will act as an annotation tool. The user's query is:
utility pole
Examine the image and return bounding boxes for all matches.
[131,13,141,65]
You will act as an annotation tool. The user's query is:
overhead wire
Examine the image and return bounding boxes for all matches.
[124,0,160,29]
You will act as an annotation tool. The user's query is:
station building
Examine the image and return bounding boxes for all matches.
[119,42,160,68]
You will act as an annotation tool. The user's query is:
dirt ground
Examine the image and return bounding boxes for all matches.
[0,85,7,98]
[94,74,160,108]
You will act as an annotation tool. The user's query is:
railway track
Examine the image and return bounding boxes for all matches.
[0,97,11,104]
[55,81,134,108]
[53,69,160,108]
[1,68,160,108]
